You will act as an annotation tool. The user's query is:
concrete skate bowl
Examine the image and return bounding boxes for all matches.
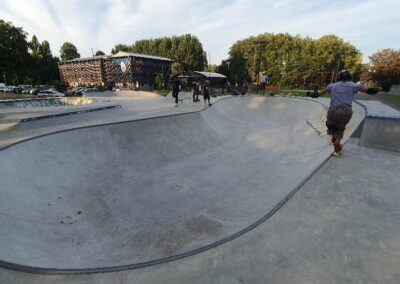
[0,97,95,109]
[0,96,365,273]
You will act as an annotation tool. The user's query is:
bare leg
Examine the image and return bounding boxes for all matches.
[332,135,342,157]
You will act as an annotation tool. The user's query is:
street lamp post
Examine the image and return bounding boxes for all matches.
[254,40,267,94]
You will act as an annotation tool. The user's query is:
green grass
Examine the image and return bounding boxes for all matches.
[259,89,400,100]
[257,89,331,98]
[381,93,400,100]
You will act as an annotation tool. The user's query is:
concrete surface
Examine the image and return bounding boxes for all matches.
[360,118,400,152]
[1,93,399,283]
[0,96,364,271]
[354,92,400,111]
[0,91,217,150]
[1,139,399,283]
[355,100,400,152]
[0,97,95,109]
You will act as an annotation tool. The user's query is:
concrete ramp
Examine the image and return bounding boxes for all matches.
[357,100,400,152]
[0,96,365,273]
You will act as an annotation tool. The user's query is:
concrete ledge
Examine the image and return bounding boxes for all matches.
[0,97,95,109]
[20,105,122,123]
[356,100,400,119]
[355,100,400,152]
[0,122,20,133]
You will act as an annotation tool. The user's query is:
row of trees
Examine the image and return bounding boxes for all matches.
[1,19,398,89]
[111,34,207,74]
[0,20,94,86]
[0,20,61,85]
[217,33,363,88]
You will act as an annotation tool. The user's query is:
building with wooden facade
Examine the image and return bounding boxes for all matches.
[58,51,173,88]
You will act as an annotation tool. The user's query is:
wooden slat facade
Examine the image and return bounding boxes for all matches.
[58,53,173,87]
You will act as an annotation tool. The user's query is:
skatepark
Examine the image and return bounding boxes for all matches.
[0,92,399,283]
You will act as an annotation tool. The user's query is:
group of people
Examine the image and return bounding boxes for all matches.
[171,79,212,107]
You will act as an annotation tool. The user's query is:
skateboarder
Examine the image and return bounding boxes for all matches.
[192,80,200,102]
[312,69,383,157]
[172,79,180,107]
[203,80,212,106]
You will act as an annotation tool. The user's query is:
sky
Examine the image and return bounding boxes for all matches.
[0,0,399,64]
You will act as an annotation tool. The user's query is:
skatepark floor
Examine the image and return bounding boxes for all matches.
[0,93,399,283]
[1,138,399,284]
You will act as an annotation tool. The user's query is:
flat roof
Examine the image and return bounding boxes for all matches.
[195,71,227,79]
[112,51,173,62]
[60,51,173,64]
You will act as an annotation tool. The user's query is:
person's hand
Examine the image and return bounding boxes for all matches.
[366,87,380,95]
[310,91,319,98]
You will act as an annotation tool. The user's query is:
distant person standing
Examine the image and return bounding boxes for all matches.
[260,73,269,91]
[172,79,180,107]
[192,80,200,102]
[203,80,212,106]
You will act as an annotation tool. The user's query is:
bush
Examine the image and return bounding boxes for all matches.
[53,80,68,93]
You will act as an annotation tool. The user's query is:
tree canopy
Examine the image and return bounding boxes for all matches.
[95,50,105,56]
[366,48,400,89]
[220,33,362,87]
[0,20,31,85]
[1,19,396,90]
[112,34,207,71]
[60,42,80,61]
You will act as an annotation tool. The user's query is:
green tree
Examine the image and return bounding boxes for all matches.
[29,35,41,57]
[111,44,132,54]
[367,48,400,89]
[39,41,59,83]
[0,20,59,85]
[60,42,80,61]
[171,62,183,77]
[112,34,207,71]
[95,50,105,56]
[204,64,218,72]
[27,35,59,84]
[0,20,30,85]
[226,33,362,88]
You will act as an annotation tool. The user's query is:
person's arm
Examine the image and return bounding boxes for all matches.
[359,84,382,95]
[317,88,329,97]
[310,88,328,98]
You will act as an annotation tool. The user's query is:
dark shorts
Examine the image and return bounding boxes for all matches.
[326,105,353,139]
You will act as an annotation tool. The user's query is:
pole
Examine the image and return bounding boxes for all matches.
[254,40,267,94]
[208,52,212,95]
[3,73,7,85]
[333,58,341,83]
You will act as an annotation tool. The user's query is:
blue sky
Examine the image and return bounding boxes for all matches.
[1,0,399,64]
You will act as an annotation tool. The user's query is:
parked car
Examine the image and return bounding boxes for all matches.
[4,85,17,93]
[37,90,65,97]
[84,87,99,93]
[11,86,23,93]
[113,86,128,92]
[0,83,12,93]
[30,88,40,95]
[21,88,32,94]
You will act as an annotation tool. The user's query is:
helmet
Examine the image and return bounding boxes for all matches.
[337,69,352,81]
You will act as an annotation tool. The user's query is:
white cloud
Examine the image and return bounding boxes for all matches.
[1,0,399,63]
